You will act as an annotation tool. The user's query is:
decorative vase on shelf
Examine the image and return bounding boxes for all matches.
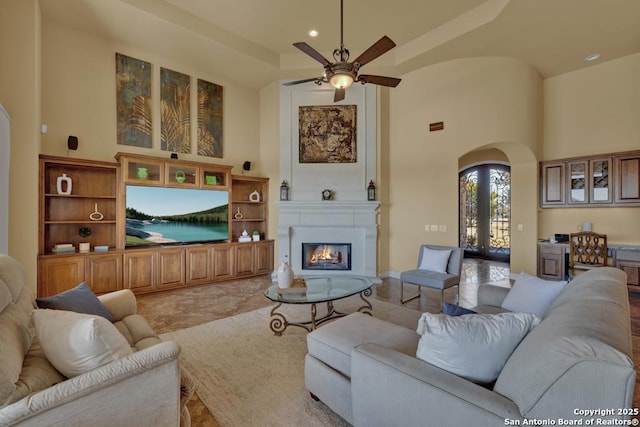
[56,173,72,195]
[277,261,293,289]
[136,167,148,180]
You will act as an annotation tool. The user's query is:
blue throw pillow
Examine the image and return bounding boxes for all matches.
[442,302,477,316]
[36,282,114,322]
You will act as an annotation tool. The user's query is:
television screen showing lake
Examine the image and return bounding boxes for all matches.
[125,185,229,246]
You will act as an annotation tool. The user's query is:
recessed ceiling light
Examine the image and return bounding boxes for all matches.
[309,29,318,37]
[585,53,601,62]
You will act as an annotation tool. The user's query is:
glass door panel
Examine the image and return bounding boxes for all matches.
[568,161,587,204]
[590,158,612,203]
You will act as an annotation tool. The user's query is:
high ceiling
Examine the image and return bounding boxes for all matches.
[40,0,640,89]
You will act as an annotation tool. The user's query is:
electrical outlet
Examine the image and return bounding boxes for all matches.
[430,225,438,232]
[425,225,430,232]
[517,224,524,232]
[439,225,447,232]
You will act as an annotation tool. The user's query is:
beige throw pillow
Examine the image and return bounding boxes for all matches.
[33,309,133,378]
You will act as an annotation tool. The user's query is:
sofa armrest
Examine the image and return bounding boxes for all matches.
[98,289,137,321]
[0,341,181,426]
[477,284,510,308]
[351,343,522,427]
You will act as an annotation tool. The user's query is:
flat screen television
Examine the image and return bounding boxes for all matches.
[125,185,229,247]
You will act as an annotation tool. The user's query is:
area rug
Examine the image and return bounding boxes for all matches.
[160,297,422,427]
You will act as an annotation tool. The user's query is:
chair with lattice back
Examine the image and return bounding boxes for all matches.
[568,231,608,279]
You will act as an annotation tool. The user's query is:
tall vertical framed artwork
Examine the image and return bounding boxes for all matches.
[116,53,152,148]
[160,67,191,154]
[197,79,223,158]
[299,105,357,163]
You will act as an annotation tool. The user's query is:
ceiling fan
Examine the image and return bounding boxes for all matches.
[284,0,401,102]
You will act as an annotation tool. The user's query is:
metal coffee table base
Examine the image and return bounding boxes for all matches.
[269,288,372,336]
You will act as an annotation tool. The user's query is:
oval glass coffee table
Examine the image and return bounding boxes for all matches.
[264,275,373,335]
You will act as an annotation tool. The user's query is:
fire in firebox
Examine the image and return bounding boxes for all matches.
[302,243,352,271]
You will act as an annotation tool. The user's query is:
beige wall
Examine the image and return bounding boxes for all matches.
[0,0,41,289]
[539,53,640,244]
[386,57,542,276]
[41,21,260,170]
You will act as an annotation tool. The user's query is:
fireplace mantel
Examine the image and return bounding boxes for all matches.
[277,201,380,276]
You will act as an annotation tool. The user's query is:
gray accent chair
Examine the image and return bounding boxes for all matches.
[400,244,463,308]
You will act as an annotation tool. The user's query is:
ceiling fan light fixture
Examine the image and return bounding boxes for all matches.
[329,72,354,89]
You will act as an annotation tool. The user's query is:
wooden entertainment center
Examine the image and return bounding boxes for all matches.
[37,153,273,298]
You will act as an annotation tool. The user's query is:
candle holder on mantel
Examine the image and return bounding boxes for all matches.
[367,180,376,201]
[280,181,289,201]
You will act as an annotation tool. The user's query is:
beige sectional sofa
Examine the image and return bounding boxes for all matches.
[306,267,636,426]
[0,254,192,426]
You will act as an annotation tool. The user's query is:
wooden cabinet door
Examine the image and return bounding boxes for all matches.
[537,244,566,281]
[615,250,640,286]
[540,162,565,206]
[38,256,85,297]
[158,248,185,289]
[566,160,588,205]
[123,250,157,293]
[85,253,122,294]
[186,246,211,285]
[235,244,255,277]
[589,158,613,204]
[212,244,234,280]
[615,154,640,204]
[255,241,274,275]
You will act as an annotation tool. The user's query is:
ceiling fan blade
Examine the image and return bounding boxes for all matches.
[283,77,321,86]
[358,74,402,87]
[293,42,332,67]
[334,88,346,102]
[352,36,396,67]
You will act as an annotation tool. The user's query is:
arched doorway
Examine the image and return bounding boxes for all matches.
[459,164,511,261]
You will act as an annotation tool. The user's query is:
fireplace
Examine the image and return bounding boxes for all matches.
[302,243,352,271]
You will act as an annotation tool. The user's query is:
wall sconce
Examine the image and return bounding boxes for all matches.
[280,181,289,201]
[367,180,376,201]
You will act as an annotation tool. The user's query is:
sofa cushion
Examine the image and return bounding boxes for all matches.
[307,312,419,378]
[9,340,66,405]
[33,309,133,378]
[36,282,114,321]
[0,255,26,303]
[113,313,161,350]
[418,247,452,273]
[501,272,566,317]
[415,312,540,384]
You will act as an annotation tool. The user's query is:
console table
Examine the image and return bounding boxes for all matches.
[537,242,640,285]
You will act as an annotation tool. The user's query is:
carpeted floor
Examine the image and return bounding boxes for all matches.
[161,298,421,427]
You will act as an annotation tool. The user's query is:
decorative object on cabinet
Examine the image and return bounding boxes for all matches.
[322,189,333,200]
[280,181,289,201]
[79,242,90,253]
[197,78,223,158]
[367,180,376,201]
[160,67,190,153]
[136,167,148,180]
[78,227,92,238]
[234,207,243,219]
[89,203,104,221]
[249,190,260,202]
[299,105,357,163]
[115,53,152,148]
[239,230,252,243]
[56,173,72,195]
[540,150,640,207]
[175,169,186,183]
[252,230,261,242]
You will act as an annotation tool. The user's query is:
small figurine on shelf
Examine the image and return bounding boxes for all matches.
[238,230,252,243]
[252,231,260,242]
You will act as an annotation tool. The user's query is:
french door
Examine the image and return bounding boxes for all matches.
[459,164,511,261]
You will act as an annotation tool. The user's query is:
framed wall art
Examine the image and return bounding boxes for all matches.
[298,105,357,163]
[197,79,223,158]
[116,53,152,148]
[160,67,191,153]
